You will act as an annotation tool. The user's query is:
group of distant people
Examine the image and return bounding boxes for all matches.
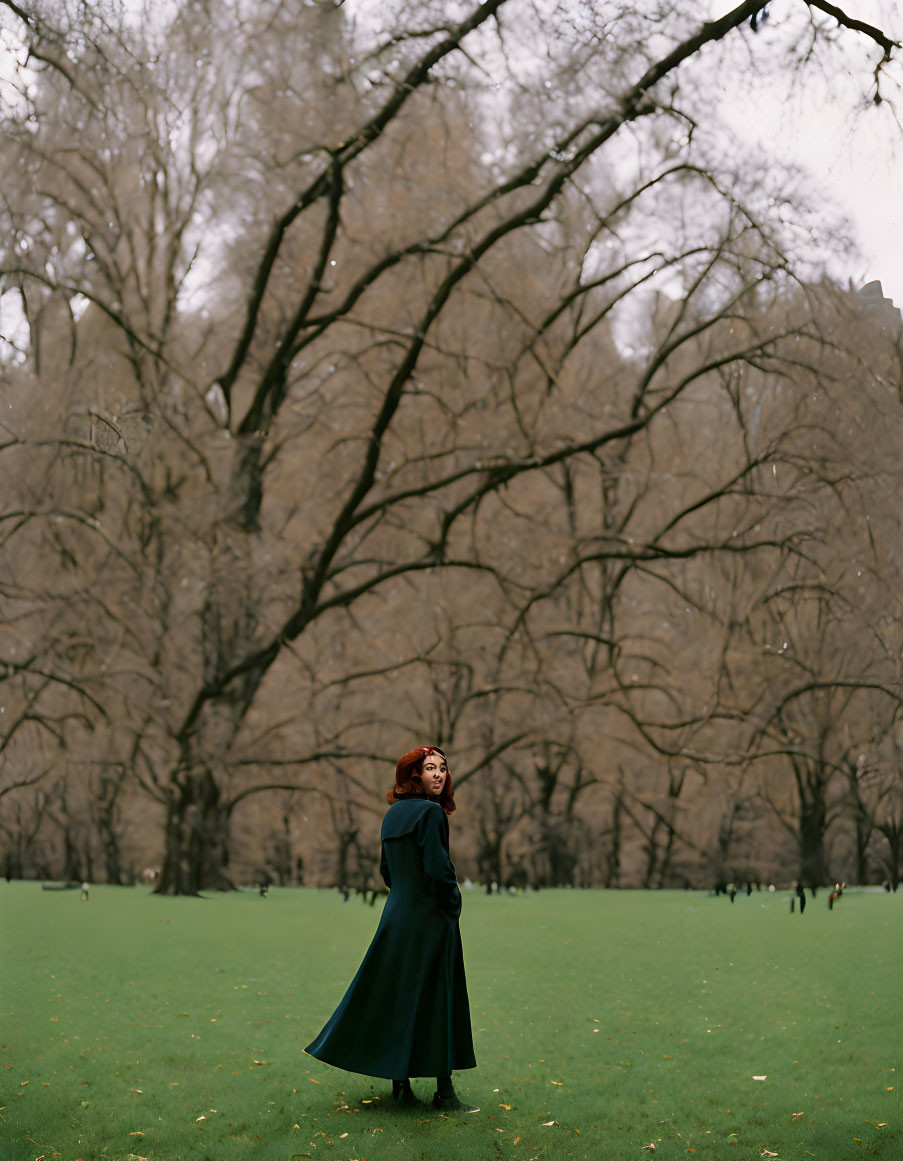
[715,878,852,912]
[788,881,845,912]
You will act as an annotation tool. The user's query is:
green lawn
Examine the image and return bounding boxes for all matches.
[1,882,900,1161]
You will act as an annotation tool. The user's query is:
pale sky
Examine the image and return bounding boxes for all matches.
[711,0,903,307]
[2,0,902,349]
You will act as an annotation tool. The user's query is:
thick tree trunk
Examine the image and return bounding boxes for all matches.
[798,791,829,888]
[853,803,871,885]
[100,826,124,886]
[545,821,579,887]
[155,769,235,895]
[876,820,901,891]
[656,822,677,888]
[641,815,663,889]
[267,813,293,886]
[96,777,125,886]
[477,830,503,888]
[154,470,266,896]
[62,824,84,883]
[604,788,623,889]
[335,827,357,889]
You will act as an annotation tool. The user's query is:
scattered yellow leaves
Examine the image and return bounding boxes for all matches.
[499,1103,512,1110]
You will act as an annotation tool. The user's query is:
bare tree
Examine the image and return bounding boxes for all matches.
[0,0,899,890]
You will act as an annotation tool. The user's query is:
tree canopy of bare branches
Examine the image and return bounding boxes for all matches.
[1,0,901,892]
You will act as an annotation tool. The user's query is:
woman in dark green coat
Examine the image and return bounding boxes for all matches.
[305,746,477,1111]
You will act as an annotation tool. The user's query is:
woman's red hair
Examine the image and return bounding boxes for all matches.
[387,745,456,814]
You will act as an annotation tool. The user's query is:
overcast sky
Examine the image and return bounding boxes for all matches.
[1,0,902,352]
[712,0,903,307]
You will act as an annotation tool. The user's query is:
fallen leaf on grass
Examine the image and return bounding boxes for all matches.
[541,1120,556,1127]
[877,1123,888,1128]
[252,1060,267,1066]
[761,1152,778,1157]
[752,1076,767,1081]
[499,1104,511,1110]
[196,1116,206,1122]
[127,1132,144,1137]
[641,1144,656,1151]
[340,1133,348,1139]
[791,1112,804,1119]
[550,1081,563,1086]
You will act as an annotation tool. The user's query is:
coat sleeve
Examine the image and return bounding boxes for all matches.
[415,805,462,919]
[379,843,391,889]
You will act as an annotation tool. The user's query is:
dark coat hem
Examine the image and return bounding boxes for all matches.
[303,1048,476,1081]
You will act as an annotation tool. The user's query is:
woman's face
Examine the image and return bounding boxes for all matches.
[421,750,448,797]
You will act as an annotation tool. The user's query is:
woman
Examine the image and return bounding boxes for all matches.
[305,746,478,1112]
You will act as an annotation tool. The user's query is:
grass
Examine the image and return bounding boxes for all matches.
[1,882,900,1161]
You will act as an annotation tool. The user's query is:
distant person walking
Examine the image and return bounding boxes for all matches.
[305,746,477,1112]
[81,881,89,902]
[795,883,806,914]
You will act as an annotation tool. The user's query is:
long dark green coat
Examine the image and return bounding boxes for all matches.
[304,799,476,1079]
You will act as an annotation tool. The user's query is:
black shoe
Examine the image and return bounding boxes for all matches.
[432,1090,480,1113]
[392,1080,418,1108]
